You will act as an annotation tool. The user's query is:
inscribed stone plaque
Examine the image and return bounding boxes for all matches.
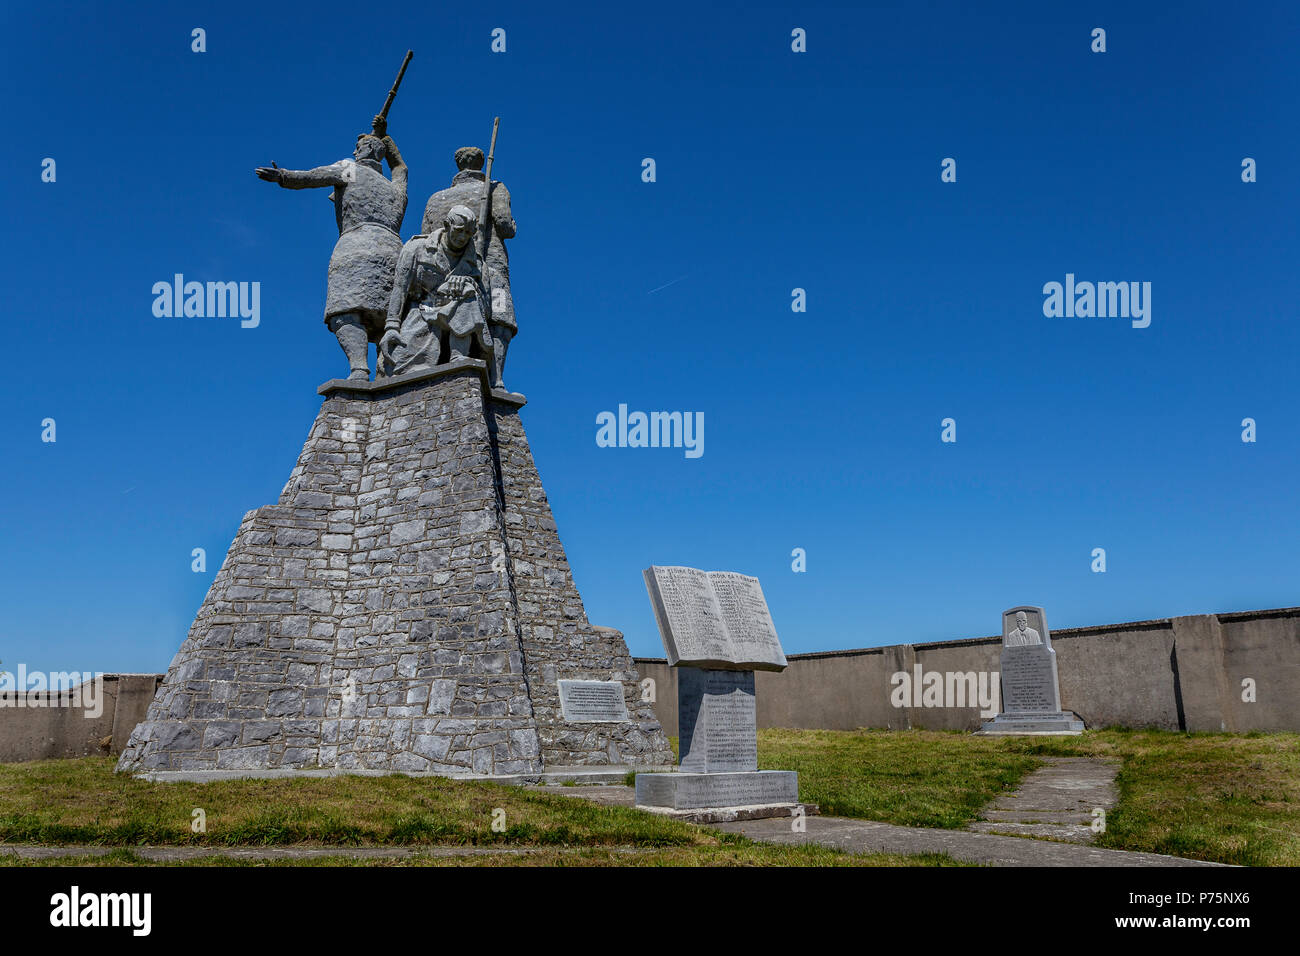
[999,606,1063,714]
[557,680,630,723]
[678,668,757,772]
[710,572,782,667]
[643,566,787,671]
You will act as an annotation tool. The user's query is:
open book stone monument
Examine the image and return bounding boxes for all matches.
[115,94,673,776]
[635,567,808,821]
[978,605,1084,736]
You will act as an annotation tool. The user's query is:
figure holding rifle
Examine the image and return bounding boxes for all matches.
[255,51,414,381]
[420,118,518,390]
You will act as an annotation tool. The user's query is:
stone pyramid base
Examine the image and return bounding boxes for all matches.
[117,359,673,775]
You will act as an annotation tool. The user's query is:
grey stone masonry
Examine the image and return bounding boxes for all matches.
[488,400,673,767]
[117,359,671,774]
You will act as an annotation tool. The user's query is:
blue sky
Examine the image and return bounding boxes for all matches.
[3,1,1298,673]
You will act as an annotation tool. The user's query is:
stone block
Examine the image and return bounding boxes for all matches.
[635,771,799,810]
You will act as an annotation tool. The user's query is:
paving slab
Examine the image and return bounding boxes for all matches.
[540,784,1224,866]
[710,816,1224,866]
[533,783,640,806]
[967,756,1119,844]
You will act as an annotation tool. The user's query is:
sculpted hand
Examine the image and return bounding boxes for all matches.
[380,329,401,361]
[371,114,388,137]
[255,166,282,183]
[438,277,469,299]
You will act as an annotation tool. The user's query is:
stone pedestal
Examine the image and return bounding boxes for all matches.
[117,360,673,775]
[635,770,799,810]
[978,712,1085,735]
[635,665,803,820]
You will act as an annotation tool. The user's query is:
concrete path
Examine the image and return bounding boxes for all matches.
[711,816,1220,866]
[967,756,1119,844]
[537,784,1224,867]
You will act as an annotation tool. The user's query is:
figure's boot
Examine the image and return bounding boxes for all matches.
[332,314,370,381]
[490,327,512,390]
[448,334,471,361]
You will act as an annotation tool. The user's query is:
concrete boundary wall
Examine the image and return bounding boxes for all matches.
[2,605,1295,762]
[0,675,163,762]
[635,607,1300,736]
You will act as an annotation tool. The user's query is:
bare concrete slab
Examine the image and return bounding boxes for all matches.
[637,802,819,824]
[968,756,1119,844]
[537,783,822,823]
[540,784,1223,866]
[533,783,639,806]
[710,816,1224,866]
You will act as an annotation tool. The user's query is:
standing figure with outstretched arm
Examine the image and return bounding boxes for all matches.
[255,115,408,380]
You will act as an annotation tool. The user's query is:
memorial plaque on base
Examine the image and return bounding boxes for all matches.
[557,680,630,723]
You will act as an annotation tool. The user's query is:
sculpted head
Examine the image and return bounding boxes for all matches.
[454,146,485,171]
[354,134,386,164]
[443,205,477,251]
[1015,611,1028,631]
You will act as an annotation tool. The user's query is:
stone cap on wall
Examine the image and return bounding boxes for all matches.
[633,605,1300,662]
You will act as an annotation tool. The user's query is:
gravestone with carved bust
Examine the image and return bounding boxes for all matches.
[978,606,1085,735]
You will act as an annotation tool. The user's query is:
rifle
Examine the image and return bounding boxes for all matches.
[330,51,412,213]
[377,50,414,126]
[476,117,500,261]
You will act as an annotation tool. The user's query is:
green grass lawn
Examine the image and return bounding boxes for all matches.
[756,727,1300,866]
[1,846,969,867]
[2,728,1294,866]
[991,729,1300,866]
[0,757,956,866]
[0,758,695,848]
[755,728,1039,827]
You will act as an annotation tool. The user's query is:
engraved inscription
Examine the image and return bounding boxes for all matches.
[652,567,731,663]
[1001,650,1058,712]
[643,566,786,670]
[679,668,757,772]
[644,772,799,809]
[709,572,784,667]
[557,680,630,722]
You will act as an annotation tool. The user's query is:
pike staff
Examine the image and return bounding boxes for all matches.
[476,117,500,261]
